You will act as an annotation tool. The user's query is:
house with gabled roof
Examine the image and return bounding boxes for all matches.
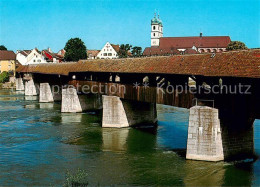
[42,48,63,63]
[16,48,46,65]
[87,50,100,59]
[57,49,66,57]
[97,42,119,59]
[0,50,17,75]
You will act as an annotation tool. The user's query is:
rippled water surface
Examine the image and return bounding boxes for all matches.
[0,89,260,186]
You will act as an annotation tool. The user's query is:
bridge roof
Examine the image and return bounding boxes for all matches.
[16,49,260,78]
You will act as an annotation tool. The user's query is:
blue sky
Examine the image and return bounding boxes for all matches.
[0,0,259,52]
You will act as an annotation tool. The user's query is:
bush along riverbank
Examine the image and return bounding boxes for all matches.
[0,71,15,89]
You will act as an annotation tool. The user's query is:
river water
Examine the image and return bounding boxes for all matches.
[0,89,260,186]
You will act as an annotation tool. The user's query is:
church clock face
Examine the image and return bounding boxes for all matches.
[153,41,156,44]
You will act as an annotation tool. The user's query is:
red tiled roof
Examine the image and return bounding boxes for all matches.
[87,50,100,57]
[16,49,260,78]
[111,44,120,53]
[160,36,231,48]
[42,50,53,60]
[143,36,230,56]
[18,48,41,57]
[127,50,132,56]
[0,50,16,60]
[143,47,199,56]
[58,49,66,57]
[184,48,199,54]
[23,50,32,54]
[19,50,32,57]
[42,50,63,61]
[143,47,179,56]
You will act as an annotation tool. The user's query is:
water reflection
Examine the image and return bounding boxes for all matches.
[0,97,18,101]
[0,89,259,186]
[24,104,37,109]
[15,90,24,95]
[39,102,54,109]
[102,128,129,152]
[184,160,226,186]
[61,113,83,124]
[222,161,253,186]
[24,95,38,101]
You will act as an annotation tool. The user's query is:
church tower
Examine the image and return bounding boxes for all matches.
[151,12,163,47]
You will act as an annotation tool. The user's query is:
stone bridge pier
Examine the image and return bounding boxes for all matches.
[61,87,102,113]
[16,77,24,91]
[24,78,38,96]
[24,77,61,101]
[39,83,54,102]
[186,105,255,161]
[39,83,62,102]
[102,96,157,128]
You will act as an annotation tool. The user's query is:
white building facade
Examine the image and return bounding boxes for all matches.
[151,13,163,47]
[97,42,119,59]
[16,48,47,65]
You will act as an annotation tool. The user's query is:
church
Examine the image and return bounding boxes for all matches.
[143,13,231,56]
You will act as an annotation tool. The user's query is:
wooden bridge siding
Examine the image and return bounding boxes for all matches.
[17,72,259,118]
[33,73,70,86]
[68,80,194,108]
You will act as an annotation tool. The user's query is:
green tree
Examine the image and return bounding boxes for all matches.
[64,38,87,61]
[0,45,7,50]
[131,46,142,57]
[0,71,9,83]
[227,41,248,51]
[118,44,132,58]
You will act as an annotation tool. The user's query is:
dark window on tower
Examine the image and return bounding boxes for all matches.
[153,26,155,30]
[153,33,155,36]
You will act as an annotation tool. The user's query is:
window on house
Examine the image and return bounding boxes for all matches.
[108,53,112,56]
[38,60,41,62]
[104,53,107,56]
[33,60,36,62]
[153,26,155,30]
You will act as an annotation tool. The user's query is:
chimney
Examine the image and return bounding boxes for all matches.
[48,47,52,53]
[200,32,203,37]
